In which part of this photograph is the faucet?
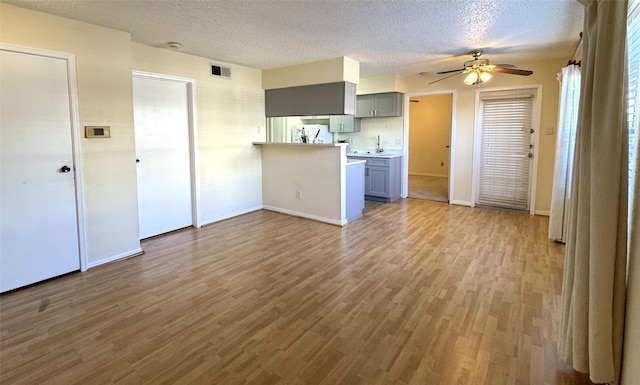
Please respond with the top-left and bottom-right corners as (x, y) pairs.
(376, 135), (383, 153)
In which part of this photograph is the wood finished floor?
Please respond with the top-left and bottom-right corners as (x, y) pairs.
(0, 199), (594, 385)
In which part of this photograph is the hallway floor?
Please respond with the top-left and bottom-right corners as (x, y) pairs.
(408, 174), (448, 202)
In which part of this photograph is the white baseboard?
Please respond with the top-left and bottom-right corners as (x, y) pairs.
(87, 206), (265, 269)
(199, 205), (263, 227)
(262, 205), (345, 226)
(450, 200), (472, 206)
(535, 210), (550, 216)
(87, 247), (143, 269)
(409, 172), (448, 178)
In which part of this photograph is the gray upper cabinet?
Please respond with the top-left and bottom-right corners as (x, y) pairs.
(329, 115), (361, 133)
(265, 82), (356, 117)
(355, 92), (403, 118)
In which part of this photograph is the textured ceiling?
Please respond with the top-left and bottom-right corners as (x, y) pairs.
(3, 0), (584, 77)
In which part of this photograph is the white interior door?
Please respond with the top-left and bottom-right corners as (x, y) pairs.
(1, 49), (80, 292)
(133, 75), (193, 239)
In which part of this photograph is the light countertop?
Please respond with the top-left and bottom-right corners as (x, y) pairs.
(253, 142), (348, 147)
(347, 153), (402, 159)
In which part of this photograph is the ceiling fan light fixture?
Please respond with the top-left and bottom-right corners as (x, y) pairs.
(464, 71), (479, 85)
(479, 71), (492, 83)
(430, 50), (532, 86)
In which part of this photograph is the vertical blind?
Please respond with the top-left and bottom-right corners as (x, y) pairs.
(629, 0), (639, 200)
(477, 96), (534, 210)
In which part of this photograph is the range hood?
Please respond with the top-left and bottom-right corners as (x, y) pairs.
(265, 81), (356, 117)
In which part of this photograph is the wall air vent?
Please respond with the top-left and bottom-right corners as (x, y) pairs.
(210, 64), (231, 79)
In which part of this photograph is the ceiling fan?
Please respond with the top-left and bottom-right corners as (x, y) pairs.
(427, 50), (533, 85)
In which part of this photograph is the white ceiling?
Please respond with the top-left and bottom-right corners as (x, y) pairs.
(4, 0), (584, 78)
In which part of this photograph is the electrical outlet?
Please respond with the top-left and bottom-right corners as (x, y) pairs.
(546, 127), (554, 135)
(296, 190), (302, 199)
(395, 138), (401, 146)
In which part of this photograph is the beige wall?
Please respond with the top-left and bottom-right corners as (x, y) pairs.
(262, 57), (360, 89)
(1, 3), (141, 263)
(1, 3), (265, 265)
(131, 43), (265, 225)
(401, 59), (563, 212)
(357, 75), (404, 94)
(408, 94), (452, 177)
(367, 58), (563, 212)
(260, 144), (346, 224)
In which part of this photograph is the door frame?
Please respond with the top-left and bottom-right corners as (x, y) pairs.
(132, 70), (201, 229)
(471, 85), (543, 214)
(402, 91), (457, 202)
(1, 43), (88, 271)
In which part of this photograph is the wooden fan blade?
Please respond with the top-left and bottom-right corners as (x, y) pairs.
(429, 71), (463, 84)
(437, 68), (465, 74)
(492, 66), (533, 76)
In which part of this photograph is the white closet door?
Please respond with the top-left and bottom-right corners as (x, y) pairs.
(1, 49), (80, 292)
(133, 75), (192, 239)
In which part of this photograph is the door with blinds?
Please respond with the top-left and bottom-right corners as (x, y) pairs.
(475, 88), (539, 212)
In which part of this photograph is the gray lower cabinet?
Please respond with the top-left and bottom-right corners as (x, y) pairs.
(348, 156), (401, 202)
(367, 166), (389, 197)
(355, 92), (403, 118)
(346, 161), (365, 221)
(329, 115), (361, 133)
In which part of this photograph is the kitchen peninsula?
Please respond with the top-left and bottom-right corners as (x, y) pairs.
(253, 142), (364, 225)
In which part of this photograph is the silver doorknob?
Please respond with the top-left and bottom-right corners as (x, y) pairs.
(60, 165), (71, 173)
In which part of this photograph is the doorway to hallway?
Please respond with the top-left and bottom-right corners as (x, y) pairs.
(407, 93), (452, 203)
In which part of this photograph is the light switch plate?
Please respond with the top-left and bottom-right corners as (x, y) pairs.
(85, 126), (111, 138)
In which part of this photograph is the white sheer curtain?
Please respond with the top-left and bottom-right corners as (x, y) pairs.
(621, 0), (640, 382)
(560, 0), (628, 384)
(549, 65), (581, 242)
(622, 99), (640, 385)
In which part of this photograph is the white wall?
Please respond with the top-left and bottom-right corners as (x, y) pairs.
(623, 239), (640, 384)
(336, 116), (404, 154)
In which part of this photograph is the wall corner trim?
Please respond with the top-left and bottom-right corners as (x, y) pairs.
(87, 247), (144, 269)
(449, 200), (472, 207)
(262, 205), (345, 226)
